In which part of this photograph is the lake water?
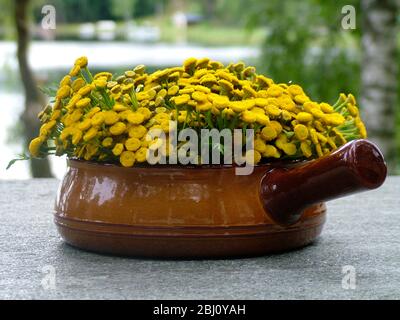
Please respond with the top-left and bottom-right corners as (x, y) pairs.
(0, 40), (260, 179)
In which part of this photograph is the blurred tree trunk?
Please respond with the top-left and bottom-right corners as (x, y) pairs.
(360, 0), (399, 173)
(171, 0), (186, 12)
(201, 0), (216, 19)
(14, 0), (53, 177)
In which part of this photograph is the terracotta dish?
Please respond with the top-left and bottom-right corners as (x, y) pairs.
(54, 139), (386, 258)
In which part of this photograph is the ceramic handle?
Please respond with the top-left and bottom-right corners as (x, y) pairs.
(259, 139), (387, 226)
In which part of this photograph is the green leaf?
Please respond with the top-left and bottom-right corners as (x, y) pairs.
(6, 154), (30, 170)
(205, 110), (214, 129)
(38, 83), (58, 97)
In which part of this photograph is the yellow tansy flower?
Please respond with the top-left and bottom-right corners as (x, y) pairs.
(74, 56), (88, 68)
(56, 85), (71, 99)
(83, 127), (98, 141)
(300, 141), (312, 158)
(120, 151), (136, 167)
(281, 143), (297, 156)
(263, 145), (281, 158)
(173, 94), (190, 106)
(72, 78), (86, 92)
(135, 147), (148, 163)
(109, 122), (127, 135)
(78, 85), (93, 96)
(294, 124), (309, 141)
(128, 125), (147, 139)
(104, 111), (119, 125)
(29, 136), (45, 157)
(241, 111), (257, 123)
(125, 137), (141, 152)
(91, 113), (105, 126)
(71, 129), (83, 145)
(127, 112), (145, 125)
(69, 65), (80, 77)
(112, 143), (124, 156)
(261, 126), (277, 141)
(60, 75), (71, 87)
(102, 137), (113, 148)
(25, 56), (369, 167)
(297, 112), (313, 123)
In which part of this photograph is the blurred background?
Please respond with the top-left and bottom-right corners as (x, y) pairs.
(0, 0), (399, 179)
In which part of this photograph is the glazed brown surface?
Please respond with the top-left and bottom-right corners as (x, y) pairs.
(56, 162), (269, 226)
(260, 139), (387, 225)
(54, 160), (325, 257)
(54, 139), (386, 258)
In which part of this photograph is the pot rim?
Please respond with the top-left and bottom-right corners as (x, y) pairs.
(67, 157), (308, 170)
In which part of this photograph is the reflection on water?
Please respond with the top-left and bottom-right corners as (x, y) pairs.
(0, 40), (259, 180)
(0, 41), (259, 71)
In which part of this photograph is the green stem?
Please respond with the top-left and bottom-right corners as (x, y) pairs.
(130, 89), (139, 111)
(84, 67), (94, 82)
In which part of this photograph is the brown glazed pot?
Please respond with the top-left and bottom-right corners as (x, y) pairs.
(54, 139), (387, 258)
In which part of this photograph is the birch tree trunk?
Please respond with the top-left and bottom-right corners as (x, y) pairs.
(14, 0), (53, 177)
(360, 0), (399, 172)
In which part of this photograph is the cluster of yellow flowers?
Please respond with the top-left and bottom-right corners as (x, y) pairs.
(29, 56), (367, 167)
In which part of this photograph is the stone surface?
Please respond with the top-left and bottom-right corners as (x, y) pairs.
(0, 177), (399, 300)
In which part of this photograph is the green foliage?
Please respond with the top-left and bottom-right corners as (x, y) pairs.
(0, 0), (14, 38)
(30, 0), (158, 23)
(38, 83), (58, 98)
(31, 0), (112, 23)
(111, 0), (136, 20)
(242, 0), (362, 104)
